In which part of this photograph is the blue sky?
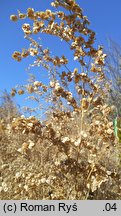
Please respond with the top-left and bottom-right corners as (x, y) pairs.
(0, 0), (121, 113)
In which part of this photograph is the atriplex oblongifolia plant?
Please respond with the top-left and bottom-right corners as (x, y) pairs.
(10, 0), (107, 111)
(8, 0), (120, 199)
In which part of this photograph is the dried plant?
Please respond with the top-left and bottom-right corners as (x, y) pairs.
(0, 0), (121, 200)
